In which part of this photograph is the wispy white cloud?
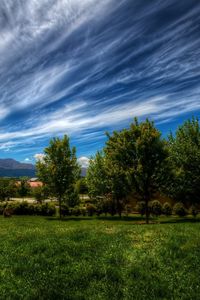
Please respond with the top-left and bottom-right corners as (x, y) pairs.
(0, 0), (199, 158)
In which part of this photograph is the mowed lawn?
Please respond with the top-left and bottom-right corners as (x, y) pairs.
(0, 216), (200, 300)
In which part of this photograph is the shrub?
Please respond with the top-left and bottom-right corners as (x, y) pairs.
(95, 208), (102, 216)
(33, 204), (42, 215)
(149, 200), (162, 216)
(124, 204), (132, 216)
(61, 204), (70, 216)
(32, 186), (47, 203)
(65, 189), (80, 208)
(162, 202), (172, 216)
(3, 207), (13, 217)
(95, 197), (116, 216)
(1, 201), (56, 216)
(173, 203), (188, 217)
(0, 202), (7, 214)
(80, 207), (87, 216)
(8, 201), (29, 215)
(86, 204), (96, 216)
(41, 203), (56, 216)
(71, 206), (81, 216)
(190, 205), (198, 217)
(135, 201), (145, 216)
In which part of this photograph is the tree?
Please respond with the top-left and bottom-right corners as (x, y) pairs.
(76, 178), (88, 200)
(64, 186), (80, 208)
(36, 135), (80, 218)
(86, 151), (109, 198)
(18, 178), (30, 200)
(32, 186), (49, 203)
(104, 155), (131, 217)
(0, 178), (17, 201)
(168, 117), (200, 205)
(105, 118), (169, 223)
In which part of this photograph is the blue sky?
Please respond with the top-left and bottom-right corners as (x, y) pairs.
(0, 0), (200, 167)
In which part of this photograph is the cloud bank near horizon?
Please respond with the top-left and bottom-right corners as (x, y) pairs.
(0, 0), (200, 161)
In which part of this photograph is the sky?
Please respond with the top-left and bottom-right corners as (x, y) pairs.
(0, 0), (200, 167)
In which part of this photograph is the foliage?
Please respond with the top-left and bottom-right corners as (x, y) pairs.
(190, 205), (198, 217)
(70, 206), (81, 216)
(64, 187), (80, 208)
(86, 203), (96, 216)
(1, 201), (56, 216)
(32, 186), (49, 203)
(168, 117), (200, 204)
(80, 206), (87, 216)
(0, 178), (17, 201)
(17, 178), (30, 199)
(149, 200), (162, 216)
(40, 203), (56, 216)
(0, 202), (7, 214)
(76, 178), (88, 195)
(61, 204), (70, 217)
(124, 204), (132, 216)
(86, 151), (109, 198)
(3, 206), (13, 217)
(36, 135), (80, 218)
(105, 118), (169, 223)
(162, 202), (172, 216)
(135, 201), (145, 216)
(173, 203), (188, 217)
(95, 196), (116, 216)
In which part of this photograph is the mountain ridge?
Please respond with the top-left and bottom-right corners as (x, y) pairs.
(0, 158), (86, 177)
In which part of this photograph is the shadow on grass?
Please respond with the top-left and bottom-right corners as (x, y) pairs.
(45, 215), (200, 225)
(160, 217), (200, 224)
(97, 215), (144, 221)
(45, 215), (147, 223)
(45, 217), (92, 222)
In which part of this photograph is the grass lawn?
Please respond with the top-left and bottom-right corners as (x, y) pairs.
(0, 216), (200, 299)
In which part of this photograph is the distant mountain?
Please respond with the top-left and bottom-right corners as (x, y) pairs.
(0, 159), (35, 170)
(0, 158), (35, 177)
(0, 158), (87, 178)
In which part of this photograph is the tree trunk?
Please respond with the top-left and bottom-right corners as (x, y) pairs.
(116, 198), (122, 218)
(58, 196), (62, 219)
(144, 195), (150, 224)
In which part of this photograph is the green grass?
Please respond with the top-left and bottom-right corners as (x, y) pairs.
(0, 216), (200, 299)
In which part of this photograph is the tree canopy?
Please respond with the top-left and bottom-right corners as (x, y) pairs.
(104, 118), (169, 223)
(36, 135), (80, 218)
(169, 117), (200, 204)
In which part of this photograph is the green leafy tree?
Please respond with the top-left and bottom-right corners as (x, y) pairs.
(18, 178), (30, 200)
(32, 186), (49, 203)
(36, 135), (80, 218)
(104, 156), (131, 217)
(64, 186), (80, 208)
(105, 118), (169, 223)
(0, 178), (17, 201)
(86, 151), (109, 198)
(168, 117), (200, 205)
(76, 178), (88, 202)
(162, 202), (172, 216)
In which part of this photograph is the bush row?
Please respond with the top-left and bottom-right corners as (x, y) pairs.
(0, 200), (198, 218)
(61, 204), (97, 217)
(135, 200), (198, 217)
(0, 201), (56, 216)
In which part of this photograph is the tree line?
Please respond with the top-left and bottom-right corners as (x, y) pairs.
(0, 117), (199, 222)
(86, 117), (200, 223)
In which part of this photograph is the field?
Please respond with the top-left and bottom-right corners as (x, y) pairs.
(0, 216), (200, 300)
